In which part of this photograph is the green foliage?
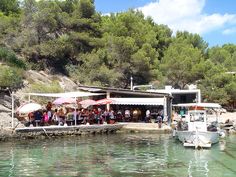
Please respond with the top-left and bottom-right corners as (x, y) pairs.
(29, 81), (63, 104)
(77, 0), (95, 19)
(208, 45), (236, 71)
(176, 31), (208, 53)
(0, 0), (20, 15)
(30, 81), (63, 93)
(0, 47), (26, 68)
(0, 65), (23, 88)
(160, 40), (204, 88)
(197, 65), (235, 105)
(0, 0), (235, 106)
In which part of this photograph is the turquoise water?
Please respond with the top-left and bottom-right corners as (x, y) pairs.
(0, 133), (235, 177)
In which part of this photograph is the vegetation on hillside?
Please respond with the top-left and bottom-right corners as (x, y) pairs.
(0, 0), (235, 107)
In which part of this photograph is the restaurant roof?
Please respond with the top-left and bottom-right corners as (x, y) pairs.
(28, 91), (104, 98)
(78, 85), (171, 98)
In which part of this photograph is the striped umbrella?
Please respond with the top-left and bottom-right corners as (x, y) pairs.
(95, 98), (113, 105)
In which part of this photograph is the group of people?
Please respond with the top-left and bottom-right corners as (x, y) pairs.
(26, 102), (165, 127)
(26, 102), (117, 127)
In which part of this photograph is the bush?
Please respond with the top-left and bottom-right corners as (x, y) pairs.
(30, 81), (63, 93)
(28, 81), (63, 104)
(0, 65), (23, 88)
(0, 47), (26, 68)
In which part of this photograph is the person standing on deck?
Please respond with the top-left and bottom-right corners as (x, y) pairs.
(145, 109), (151, 123)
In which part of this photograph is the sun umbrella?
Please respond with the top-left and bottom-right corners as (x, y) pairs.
(53, 97), (77, 105)
(95, 98), (113, 105)
(79, 99), (96, 108)
(16, 103), (42, 114)
(79, 99), (96, 106)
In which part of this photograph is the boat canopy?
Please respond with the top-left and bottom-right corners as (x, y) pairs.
(173, 103), (221, 108)
(110, 98), (164, 105)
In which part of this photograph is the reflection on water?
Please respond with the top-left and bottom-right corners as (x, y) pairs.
(0, 134), (235, 177)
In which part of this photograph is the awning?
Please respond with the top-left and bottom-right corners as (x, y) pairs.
(110, 98), (164, 105)
(173, 103), (221, 108)
(28, 91), (104, 98)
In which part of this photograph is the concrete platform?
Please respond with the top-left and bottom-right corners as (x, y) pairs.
(15, 124), (124, 136)
(119, 123), (172, 133)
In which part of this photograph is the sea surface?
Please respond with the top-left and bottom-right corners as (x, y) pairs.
(0, 133), (235, 177)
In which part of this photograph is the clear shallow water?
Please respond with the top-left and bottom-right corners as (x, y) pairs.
(0, 133), (235, 177)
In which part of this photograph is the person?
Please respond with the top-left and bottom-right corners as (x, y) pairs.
(46, 102), (52, 111)
(26, 112), (35, 127)
(34, 110), (43, 126)
(43, 110), (49, 126)
(96, 108), (102, 124)
(66, 108), (74, 126)
(180, 109), (185, 118)
(82, 109), (89, 124)
(116, 110), (123, 122)
(177, 118), (183, 130)
(124, 108), (131, 122)
(145, 109), (151, 123)
(156, 113), (163, 128)
(46, 102), (52, 122)
(52, 109), (59, 125)
(58, 108), (65, 125)
(77, 108), (84, 124)
(73, 108), (79, 125)
(99, 109), (105, 124)
(109, 109), (116, 124)
(104, 109), (110, 124)
(132, 108), (138, 122)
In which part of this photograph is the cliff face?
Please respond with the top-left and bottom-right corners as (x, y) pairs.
(0, 70), (78, 129)
(0, 93), (22, 128)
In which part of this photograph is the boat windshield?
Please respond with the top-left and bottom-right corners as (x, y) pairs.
(189, 112), (205, 122)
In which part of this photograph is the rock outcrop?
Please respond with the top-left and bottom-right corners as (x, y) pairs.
(0, 70), (79, 130)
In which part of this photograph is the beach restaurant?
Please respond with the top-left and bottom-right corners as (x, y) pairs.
(11, 85), (172, 128)
(78, 85), (172, 123)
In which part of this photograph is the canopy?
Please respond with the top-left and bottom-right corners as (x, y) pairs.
(16, 103), (42, 114)
(174, 103), (221, 108)
(110, 98), (164, 105)
(28, 91), (104, 98)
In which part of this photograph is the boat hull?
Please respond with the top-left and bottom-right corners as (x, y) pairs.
(176, 131), (219, 148)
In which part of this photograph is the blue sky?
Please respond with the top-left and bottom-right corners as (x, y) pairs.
(95, 0), (236, 47)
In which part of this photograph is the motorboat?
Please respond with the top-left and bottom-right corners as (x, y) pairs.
(173, 103), (225, 148)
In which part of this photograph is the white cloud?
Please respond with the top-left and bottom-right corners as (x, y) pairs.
(138, 0), (236, 34)
(222, 28), (236, 35)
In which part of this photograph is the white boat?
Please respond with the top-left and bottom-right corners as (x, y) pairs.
(173, 103), (224, 148)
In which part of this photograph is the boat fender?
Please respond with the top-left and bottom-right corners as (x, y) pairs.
(219, 131), (226, 138)
(173, 129), (176, 137)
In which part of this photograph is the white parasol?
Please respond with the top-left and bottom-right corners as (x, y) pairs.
(16, 103), (42, 114)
